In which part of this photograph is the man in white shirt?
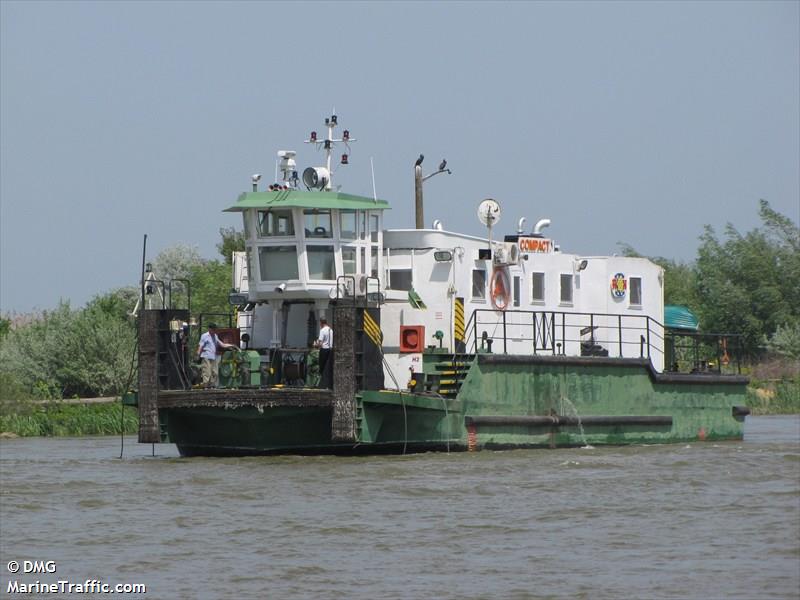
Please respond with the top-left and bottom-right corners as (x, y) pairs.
(196, 323), (235, 388)
(315, 318), (333, 388)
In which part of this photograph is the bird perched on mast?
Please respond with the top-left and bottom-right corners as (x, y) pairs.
(438, 159), (447, 171)
(415, 154), (424, 167)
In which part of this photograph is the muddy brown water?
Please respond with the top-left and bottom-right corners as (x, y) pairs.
(1, 416), (798, 599)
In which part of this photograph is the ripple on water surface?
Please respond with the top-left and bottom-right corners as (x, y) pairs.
(0, 416), (798, 600)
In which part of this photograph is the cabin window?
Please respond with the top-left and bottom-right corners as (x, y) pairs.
(371, 247), (379, 278)
(342, 247), (356, 274)
(258, 246), (298, 281)
(360, 248), (366, 274)
(630, 277), (642, 306)
(370, 213), (380, 243)
(513, 276), (520, 307)
(258, 210), (294, 237)
(359, 211), (367, 240)
(560, 273), (573, 304)
(472, 269), (487, 299)
(307, 245), (336, 280)
(390, 269), (413, 291)
(340, 211), (357, 239)
(304, 210), (332, 238)
(531, 272), (545, 302)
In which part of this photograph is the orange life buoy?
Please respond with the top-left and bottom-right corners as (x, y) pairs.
(490, 268), (510, 311)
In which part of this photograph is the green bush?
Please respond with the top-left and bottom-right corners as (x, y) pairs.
(0, 300), (136, 399)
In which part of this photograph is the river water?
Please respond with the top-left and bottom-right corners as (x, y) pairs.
(1, 415), (798, 600)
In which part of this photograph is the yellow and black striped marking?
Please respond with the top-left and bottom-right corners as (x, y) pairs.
(454, 297), (465, 350)
(363, 311), (383, 347)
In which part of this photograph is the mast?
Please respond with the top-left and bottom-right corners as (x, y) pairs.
(303, 111), (355, 191)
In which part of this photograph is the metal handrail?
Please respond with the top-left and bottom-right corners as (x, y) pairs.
(664, 330), (744, 374)
(460, 307), (742, 374)
(465, 309), (658, 367)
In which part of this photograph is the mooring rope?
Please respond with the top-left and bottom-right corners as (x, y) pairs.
(381, 354), (401, 391)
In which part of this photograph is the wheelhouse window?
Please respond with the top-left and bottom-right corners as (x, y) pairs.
(259, 246), (298, 281)
(359, 211), (367, 240)
(258, 210), (294, 237)
(560, 273), (573, 304)
(513, 276), (520, 307)
(370, 247), (379, 278)
(342, 247), (356, 275)
(304, 210), (332, 238)
(307, 245), (336, 280)
(370, 213), (380, 242)
(630, 277), (642, 306)
(531, 272), (545, 302)
(340, 210), (357, 239)
(472, 269), (487, 300)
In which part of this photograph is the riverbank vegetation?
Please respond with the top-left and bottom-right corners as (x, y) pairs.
(0, 203), (797, 436)
(747, 379), (800, 415)
(0, 398), (138, 438)
(745, 357), (800, 415)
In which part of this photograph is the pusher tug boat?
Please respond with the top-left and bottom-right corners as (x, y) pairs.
(125, 113), (749, 456)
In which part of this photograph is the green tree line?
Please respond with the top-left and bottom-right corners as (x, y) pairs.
(0, 228), (244, 402)
(0, 204), (797, 404)
(620, 200), (799, 362)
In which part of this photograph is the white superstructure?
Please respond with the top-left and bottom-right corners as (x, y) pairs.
(228, 114), (666, 389)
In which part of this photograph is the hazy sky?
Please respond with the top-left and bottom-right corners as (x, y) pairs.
(1, 0), (798, 313)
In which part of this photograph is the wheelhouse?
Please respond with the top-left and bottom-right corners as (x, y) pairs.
(225, 190), (389, 302)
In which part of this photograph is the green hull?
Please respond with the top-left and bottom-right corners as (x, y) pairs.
(157, 355), (747, 456)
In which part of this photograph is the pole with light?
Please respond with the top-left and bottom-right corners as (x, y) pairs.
(414, 156), (451, 229)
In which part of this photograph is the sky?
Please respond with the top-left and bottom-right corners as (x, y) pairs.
(1, 0), (798, 314)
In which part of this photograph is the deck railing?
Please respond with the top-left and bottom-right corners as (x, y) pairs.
(462, 308), (743, 374)
(663, 330), (743, 374)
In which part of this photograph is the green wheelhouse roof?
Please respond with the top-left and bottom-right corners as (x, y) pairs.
(224, 190), (391, 212)
(664, 305), (699, 331)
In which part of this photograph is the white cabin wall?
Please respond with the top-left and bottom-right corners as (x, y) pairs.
(379, 304), (429, 389)
(603, 256), (664, 370)
(378, 228), (667, 388)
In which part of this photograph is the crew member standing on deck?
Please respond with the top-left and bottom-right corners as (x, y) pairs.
(315, 318), (333, 388)
(196, 323), (235, 388)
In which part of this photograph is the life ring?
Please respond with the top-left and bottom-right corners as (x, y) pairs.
(490, 268), (510, 311)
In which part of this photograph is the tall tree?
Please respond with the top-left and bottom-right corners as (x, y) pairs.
(188, 260), (235, 322)
(152, 244), (204, 281)
(217, 227), (245, 262)
(694, 200), (799, 356)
